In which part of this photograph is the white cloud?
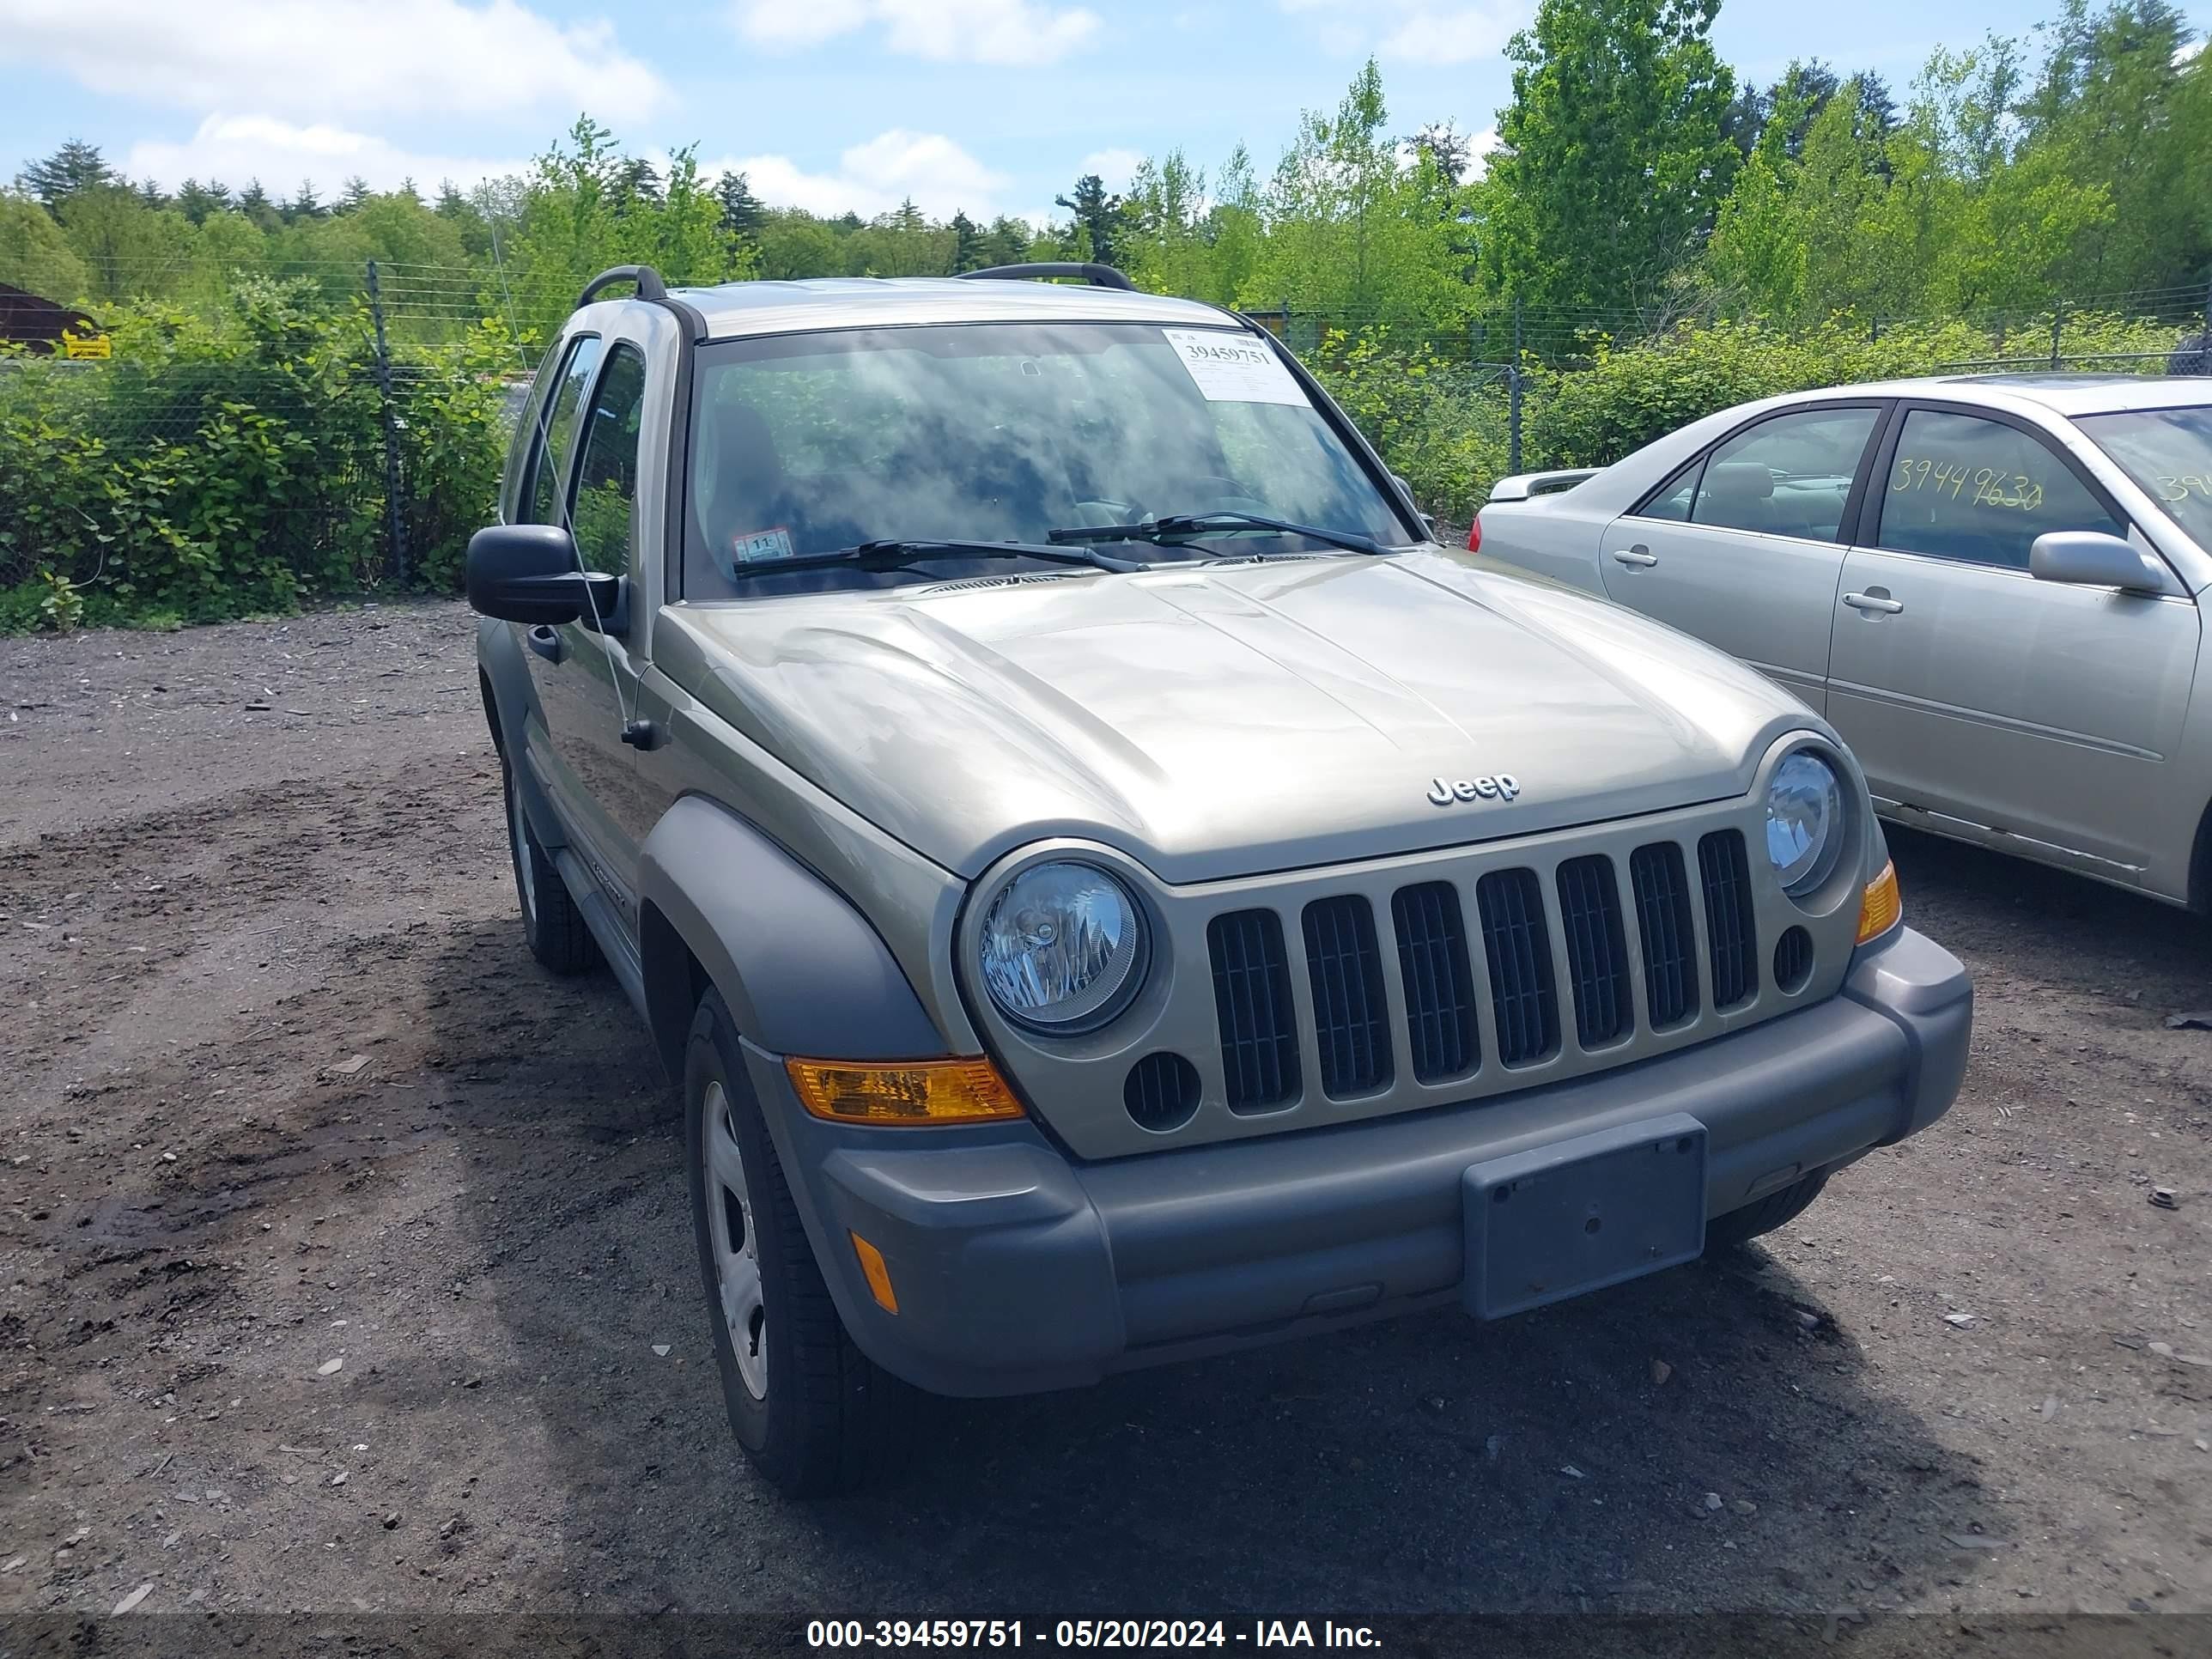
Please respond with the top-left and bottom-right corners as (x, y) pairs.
(1463, 125), (1500, 180)
(4, 0), (665, 123)
(1282, 0), (1526, 64)
(738, 0), (871, 46)
(706, 130), (1010, 219)
(124, 114), (527, 196)
(1377, 7), (1519, 64)
(1079, 148), (1146, 191)
(733, 0), (1100, 64)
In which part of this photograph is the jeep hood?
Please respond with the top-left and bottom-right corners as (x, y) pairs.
(668, 551), (1813, 883)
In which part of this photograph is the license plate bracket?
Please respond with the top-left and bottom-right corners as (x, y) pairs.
(1462, 1113), (1708, 1320)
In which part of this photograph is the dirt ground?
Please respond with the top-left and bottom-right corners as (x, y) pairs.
(2, 601), (2208, 1632)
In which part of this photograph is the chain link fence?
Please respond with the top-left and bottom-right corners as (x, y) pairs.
(3, 258), (2209, 621)
(0, 259), (526, 617)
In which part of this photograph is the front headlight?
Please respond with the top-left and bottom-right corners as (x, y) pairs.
(978, 861), (1147, 1033)
(1766, 750), (1846, 896)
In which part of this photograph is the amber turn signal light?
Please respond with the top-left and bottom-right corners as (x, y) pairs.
(1856, 860), (1902, 944)
(784, 1056), (1026, 1125)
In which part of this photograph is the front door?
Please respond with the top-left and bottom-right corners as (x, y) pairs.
(1826, 404), (2201, 878)
(1599, 404), (1884, 712)
(514, 333), (655, 916)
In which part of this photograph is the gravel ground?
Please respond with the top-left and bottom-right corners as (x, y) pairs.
(1, 601), (2208, 1632)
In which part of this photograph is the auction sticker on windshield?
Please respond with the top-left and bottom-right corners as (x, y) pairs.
(729, 526), (798, 566)
(1162, 329), (1308, 406)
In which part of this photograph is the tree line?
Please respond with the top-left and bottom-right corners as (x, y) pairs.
(3, 0), (2206, 353)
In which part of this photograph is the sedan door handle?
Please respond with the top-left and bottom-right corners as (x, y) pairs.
(1842, 592), (1905, 615)
(526, 624), (565, 663)
(1610, 547), (1658, 568)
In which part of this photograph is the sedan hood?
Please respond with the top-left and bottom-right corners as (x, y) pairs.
(670, 551), (1812, 882)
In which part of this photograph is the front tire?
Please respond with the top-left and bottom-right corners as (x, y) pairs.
(1708, 1170), (1829, 1250)
(502, 759), (599, 975)
(684, 990), (910, 1496)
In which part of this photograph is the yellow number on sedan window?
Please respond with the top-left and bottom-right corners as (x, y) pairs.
(1891, 454), (2045, 512)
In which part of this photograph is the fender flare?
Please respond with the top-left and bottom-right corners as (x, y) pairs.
(635, 794), (949, 1073)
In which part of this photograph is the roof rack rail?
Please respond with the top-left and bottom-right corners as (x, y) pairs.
(577, 264), (670, 308)
(957, 262), (1136, 293)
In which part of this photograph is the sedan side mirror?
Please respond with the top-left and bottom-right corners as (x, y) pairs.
(466, 524), (626, 629)
(2028, 531), (2166, 593)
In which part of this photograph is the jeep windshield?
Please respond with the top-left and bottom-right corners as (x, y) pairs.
(682, 321), (1414, 598)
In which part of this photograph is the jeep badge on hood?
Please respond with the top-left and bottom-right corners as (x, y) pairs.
(1428, 774), (1521, 806)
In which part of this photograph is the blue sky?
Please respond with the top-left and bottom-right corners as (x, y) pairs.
(5, 0), (2207, 225)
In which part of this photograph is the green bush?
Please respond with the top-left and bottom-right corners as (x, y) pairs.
(0, 276), (513, 632)
(0, 285), (2191, 635)
(1309, 326), (1509, 526)
(1522, 311), (2187, 471)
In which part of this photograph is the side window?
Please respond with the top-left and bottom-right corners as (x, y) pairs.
(501, 368), (556, 521)
(1637, 459), (1701, 521)
(568, 345), (649, 576)
(1876, 409), (2124, 571)
(1689, 407), (1879, 542)
(521, 334), (605, 526)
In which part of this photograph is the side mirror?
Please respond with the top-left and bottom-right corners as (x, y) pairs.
(2028, 530), (2166, 593)
(465, 524), (625, 629)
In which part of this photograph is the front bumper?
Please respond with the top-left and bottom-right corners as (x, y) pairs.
(744, 927), (1971, 1398)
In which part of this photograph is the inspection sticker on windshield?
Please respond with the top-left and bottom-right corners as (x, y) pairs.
(728, 526), (797, 565)
(1162, 329), (1308, 406)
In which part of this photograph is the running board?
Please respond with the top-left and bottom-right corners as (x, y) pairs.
(552, 847), (650, 1021)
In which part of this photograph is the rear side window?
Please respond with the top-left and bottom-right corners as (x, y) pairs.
(1687, 407), (1879, 542)
(568, 345), (648, 575)
(1876, 410), (2123, 570)
(520, 335), (605, 527)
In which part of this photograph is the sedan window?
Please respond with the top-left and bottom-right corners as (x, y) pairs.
(1876, 410), (2122, 570)
(2075, 404), (2212, 550)
(1687, 407), (1878, 542)
(1636, 459), (1700, 521)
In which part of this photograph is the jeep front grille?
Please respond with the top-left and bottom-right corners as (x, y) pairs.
(1477, 867), (1560, 1066)
(1301, 895), (1392, 1098)
(1207, 909), (1300, 1112)
(1629, 842), (1699, 1029)
(1391, 882), (1478, 1084)
(1556, 854), (1633, 1049)
(1204, 830), (1767, 1100)
(1698, 830), (1759, 1009)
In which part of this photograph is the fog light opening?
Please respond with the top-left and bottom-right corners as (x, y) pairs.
(1774, 925), (1815, 994)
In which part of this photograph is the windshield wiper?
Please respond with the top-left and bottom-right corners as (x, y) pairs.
(720, 538), (1146, 578)
(1048, 511), (1389, 558)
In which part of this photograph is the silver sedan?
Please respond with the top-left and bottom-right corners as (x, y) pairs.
(1473, 374), (2212, 908)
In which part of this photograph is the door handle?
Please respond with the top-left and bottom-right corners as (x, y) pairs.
(1842, 592), (1904, 615)
(526, 624), (565, 663)
(1610, 547), (1658, 568)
